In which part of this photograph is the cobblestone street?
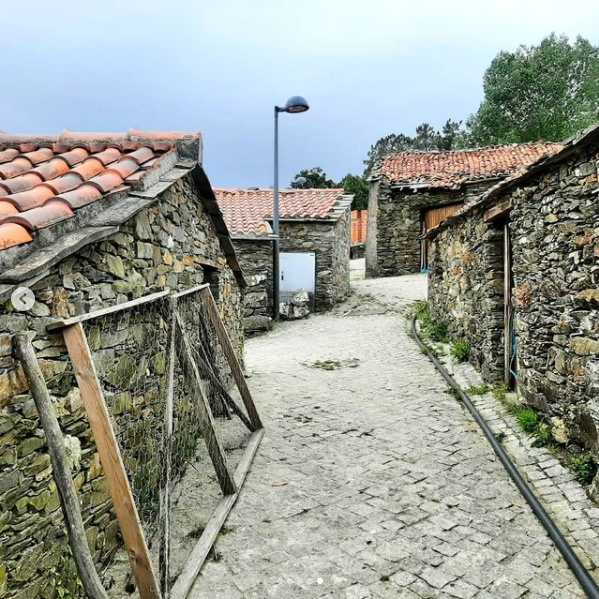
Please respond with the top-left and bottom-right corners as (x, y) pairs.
(191, 261), (588, 598)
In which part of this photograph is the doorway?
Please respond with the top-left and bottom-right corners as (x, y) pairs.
(280, 252), (316, 309)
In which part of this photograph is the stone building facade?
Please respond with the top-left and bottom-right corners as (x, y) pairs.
(0, 130), (245, 598)
(366, 143), (561, 278)
(427, 124), (599, 454)
(216, 188), (352, 333)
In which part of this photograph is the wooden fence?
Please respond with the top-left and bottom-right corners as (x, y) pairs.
(351, 210), (367, 245)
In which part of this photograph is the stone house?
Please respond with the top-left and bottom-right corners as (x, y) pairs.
(0, 129), (246, 598)
(215, 188), (353, 334)
(365, 143), (561, 278)
(426, 124), (599, 454)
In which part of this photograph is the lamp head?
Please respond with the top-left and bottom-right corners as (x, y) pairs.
(283, 96), (309, 113)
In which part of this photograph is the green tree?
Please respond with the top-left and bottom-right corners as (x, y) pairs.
(290, 167), (335, 189)
(469, 34), (599, 144)
(340, 174), (369, 210)
(363, 120), (471, 177)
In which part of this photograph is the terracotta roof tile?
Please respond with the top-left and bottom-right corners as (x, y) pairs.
(0, 201), (19, 219)
(8, 186), (56, 211)
(378, 142), (563, 189)
(72, 158), (106, 180)
(0, 129), (201, 253)
(0, 223), (32, 250)
(0, 157), (33, 179)
(4, 199), (74, 230)
(22, 148), (54, 165)
(44, 173), (84, 195)
(215, 188), (347, 237)
(31, 157), (70, 181)
(58, 147), (90, 166)
(0, 173), (44, 195)
(110, 158), (140, 179)
(55, 184), (104, 209)
(93, 147), (122, 166)
(0, 149), (19, 164)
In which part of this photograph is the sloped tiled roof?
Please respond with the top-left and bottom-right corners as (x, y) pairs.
(214, 188), (352, 238)
(426, 123), (599, 238)
(0, 129), (202, 251)
(378, 142), (562, 189)
(0, 129), (247, 291)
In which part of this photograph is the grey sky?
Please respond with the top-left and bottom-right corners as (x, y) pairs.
(2, 1), (598, 188)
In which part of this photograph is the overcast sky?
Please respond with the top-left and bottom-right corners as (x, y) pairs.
(1, 1), (598, 188)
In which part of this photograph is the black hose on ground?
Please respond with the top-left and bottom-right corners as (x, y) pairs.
(411, 316), (599, 599)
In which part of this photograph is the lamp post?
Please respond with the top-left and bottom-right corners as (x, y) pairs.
(273, 95), (310, 320)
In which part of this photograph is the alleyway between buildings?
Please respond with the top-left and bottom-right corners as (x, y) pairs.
(191, 260), (587, 599)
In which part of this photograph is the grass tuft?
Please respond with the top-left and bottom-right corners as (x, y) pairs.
(450, 341), (470, 363)
(411, 301), (449, 344)
(514, 408), (539, 433)
(465, 383), (491, 396)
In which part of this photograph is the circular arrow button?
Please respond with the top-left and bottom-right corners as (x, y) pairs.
(11, 287), (35, 312)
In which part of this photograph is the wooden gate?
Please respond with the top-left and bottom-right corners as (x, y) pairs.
(421, 203), (463, 271)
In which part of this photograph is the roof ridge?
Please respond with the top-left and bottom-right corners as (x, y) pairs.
(383, 141), (562, 159)
(0, 129), (202, 161)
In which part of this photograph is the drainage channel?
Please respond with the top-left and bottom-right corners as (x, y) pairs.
(411, 316), (599, 599)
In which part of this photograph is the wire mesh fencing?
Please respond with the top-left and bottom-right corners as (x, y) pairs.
(60, 284), (262, 599)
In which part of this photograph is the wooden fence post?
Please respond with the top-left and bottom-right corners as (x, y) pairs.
(14, 334), (109, 599)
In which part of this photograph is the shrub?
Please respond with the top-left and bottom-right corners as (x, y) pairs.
(451, 342), (470, 363)
(570, 454), (598, 485)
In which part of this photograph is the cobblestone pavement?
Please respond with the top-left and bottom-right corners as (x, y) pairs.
(190, 260), (588, 598)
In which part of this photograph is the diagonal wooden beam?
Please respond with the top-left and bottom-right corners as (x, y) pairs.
(62, 323), (161, 599)
(174, 312), (237, 497)
(199, 287), (263, 431)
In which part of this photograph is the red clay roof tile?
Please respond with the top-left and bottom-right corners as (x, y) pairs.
(0, 201), (19, 219)
(87, 171), (124, 193)
(31, 157), (70, 181)
(0, 129), (199, 253)
(0, 157), (33, 179)
(93, 147), (122, 165)
(0, 149), (19, 164)
(215, 188), (347, 237)
(22, 148), (54, 165)
(127, 147), (155, 164)
(55, 184), (104, 209)
(72, 158), (106, 180)
(109, 158), (140, 179)
(377, 142), (563, 188)
(57, 147), (90, 166)
(8, 186), (56, 211)
(0, 173), (44, 195)
(4, 200), (74, 230)
(43, 173), (84, 195)
(0, 223), (33, 250)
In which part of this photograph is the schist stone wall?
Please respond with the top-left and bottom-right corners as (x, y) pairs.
(279, 210), (351, 311)
(234, 239), (273, 335)
(367, 179), (495, 278)
(429, 144), (599, 452)
(0, 175), (243, 598)
(233, 210), (351, 333)
(428, 207), (506, 382)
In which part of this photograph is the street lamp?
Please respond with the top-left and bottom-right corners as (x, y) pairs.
(273, 95), (310, 320)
